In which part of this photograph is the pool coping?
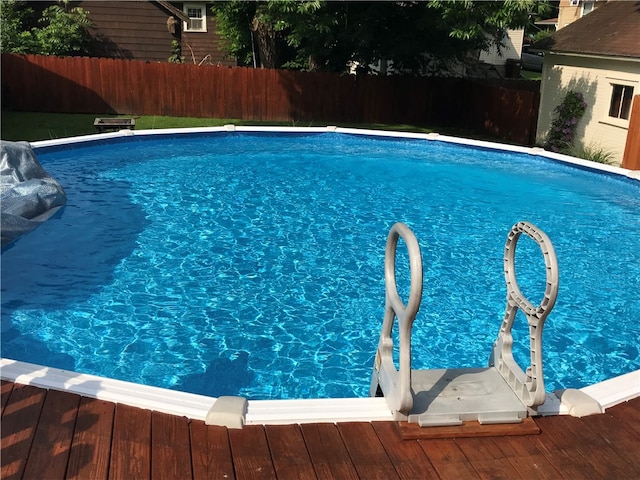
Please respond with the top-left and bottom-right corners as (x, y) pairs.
(2, 359), (638, 425)
(6, 125), (639, 424)
(29, 124), (640, 183)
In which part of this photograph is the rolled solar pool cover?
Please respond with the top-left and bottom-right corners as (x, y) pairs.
(0, 140), (67, 246)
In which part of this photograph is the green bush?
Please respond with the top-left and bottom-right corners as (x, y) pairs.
(568, 143), (616, 164)
(168, 40), (184, 64)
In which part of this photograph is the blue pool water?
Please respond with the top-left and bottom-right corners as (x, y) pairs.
(2, 132), (639, 399)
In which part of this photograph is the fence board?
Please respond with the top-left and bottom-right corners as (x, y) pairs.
(1, 54), (540, 145)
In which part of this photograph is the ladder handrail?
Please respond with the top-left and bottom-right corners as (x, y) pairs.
(490, 221), (559, 408)
(370, 222), (423, 414)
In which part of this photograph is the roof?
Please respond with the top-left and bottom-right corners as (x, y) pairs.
(155, 0), (189, 23)
(535, 17), (558, 26)
(534, 0), (640, 58)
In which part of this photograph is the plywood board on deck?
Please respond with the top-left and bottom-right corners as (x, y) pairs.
(397, 416), (540, 439)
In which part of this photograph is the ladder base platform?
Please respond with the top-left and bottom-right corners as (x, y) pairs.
(402, 367), (529, 426)
(397, 415), (540, 439)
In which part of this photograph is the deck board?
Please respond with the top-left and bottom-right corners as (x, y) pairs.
(491, 433), (561, 479)
(299, 423), (359, 479)
(579, 410), (640, 475)
(1, 379), (13, 411)
(151, 411), (193, 480)
(109, 403), (152, 480)
(533, 414), (622, 480)
(337, 422), (400, 479)
(265, 424), (317, 479)
(418, 438), (481, 479)
(66, 396), (115, 480)
(0, 382), (639, 480)
(228, 424), (277, 479)
(455, 437), (524, 480)
(609, 398), (640, 437)
(21, 390), (80, 479)
(1, 383), (46, 480)
(536, 413), (640, 479)
(372, 421), (439, 479)
(189, 421), (235, 480)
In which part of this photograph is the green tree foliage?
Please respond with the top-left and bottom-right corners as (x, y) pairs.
(168, 40), (184, 64)
(0, 0), (37, 53)
(211, 1), (331, 69)
(35, 3), (92, 55)
(1, 0), (92, 56)
(211, 0), (550, 74)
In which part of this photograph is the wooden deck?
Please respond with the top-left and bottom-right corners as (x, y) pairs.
(2, 380), (639, 479)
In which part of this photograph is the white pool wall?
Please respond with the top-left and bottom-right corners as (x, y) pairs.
(3, 125), (638, 424)
(2, 359), (638, 424)
(26, 124), (640, 184)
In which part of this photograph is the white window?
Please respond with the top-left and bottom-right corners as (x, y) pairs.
(184, 4), (206, 32)
(581, 1), (595, 17)
(609, 84), (634, 120)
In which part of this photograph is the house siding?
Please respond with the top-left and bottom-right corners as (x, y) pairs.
(558, 1), (585, 29)
(536, 53), (640, 165)
(81, 1), (177, 61)
(78, 1), (234, 65)
(478, 29), (524, 66)
(557, 0), (607, 30)
(181, 8), (232, 66)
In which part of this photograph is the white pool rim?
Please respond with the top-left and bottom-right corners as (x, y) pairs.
(27, 124), (640, 183)
(2, 358), (639, 424)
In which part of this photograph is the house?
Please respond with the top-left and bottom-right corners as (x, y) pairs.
(535, 0), (640, 165)
(82, 1), (235, 65)
(532, 1), (607, 40)
(557, 0), (608, 29)
(32, 1), (235, 65)
(478, 29), (525, 76)
(534, 17), (559, 32)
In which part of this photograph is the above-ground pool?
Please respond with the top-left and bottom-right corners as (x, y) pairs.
(2, 127), (639, 400)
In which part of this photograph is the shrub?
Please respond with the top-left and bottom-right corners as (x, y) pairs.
(568, 143), (616, 164)
(168, 40), (184, 64)
(545, 90), (587, 153)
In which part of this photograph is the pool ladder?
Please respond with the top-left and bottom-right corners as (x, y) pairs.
(369, 221), (559, 426)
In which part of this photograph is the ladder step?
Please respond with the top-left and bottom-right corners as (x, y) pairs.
(477, 412), (523, 425)
(415, 414), (462, 427)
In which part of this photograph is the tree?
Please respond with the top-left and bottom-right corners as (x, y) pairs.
(0, 0), (36, 54)
(34, 3), (92, 56)
(0, 0), (92, 56)
(211, 0), (331, 69)
(211, 0), (551, 74)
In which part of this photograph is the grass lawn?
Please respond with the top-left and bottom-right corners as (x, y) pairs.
(520, 70), (542, 81)
(1, 111), (440, 143)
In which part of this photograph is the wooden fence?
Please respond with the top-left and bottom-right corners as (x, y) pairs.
(622, 95), (640, 170)
(1, 54), (540, 145)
